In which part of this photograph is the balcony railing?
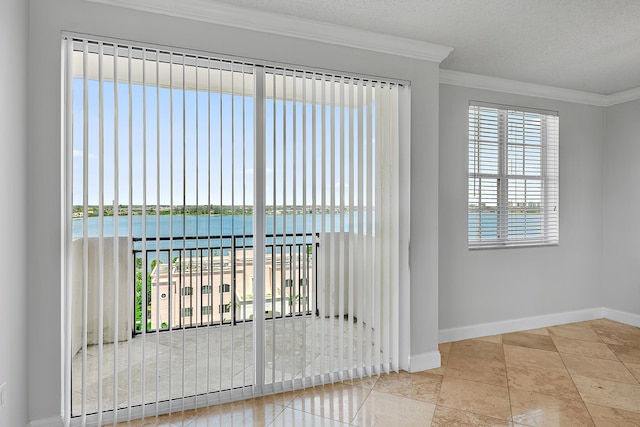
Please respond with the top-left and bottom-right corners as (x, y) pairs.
(133, 233), (317, 333)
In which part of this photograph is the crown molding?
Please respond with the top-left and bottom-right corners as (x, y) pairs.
(440, 69), (640, 107)
(439, 69), (609, 106)
(603, 86), (640, 107)
(84, 0), (453, 63)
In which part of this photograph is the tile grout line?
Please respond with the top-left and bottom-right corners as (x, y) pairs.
(428, 350), (447, 427)
(595, 323), (640, 384)
(264, 402), (288, 427)
(558, 323), (599, 426)
(593, 320), (640, 379)
(502, 332), (517, 426)
(348, 382), (375, 426)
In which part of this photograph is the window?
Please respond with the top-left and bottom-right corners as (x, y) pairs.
(181, 307), (193, 317)
(468, 102), (559, 248)
(219, 304), (231, 314)
(201, 306), (213, 316)
(219, 284), (230, 293)
(202, 285), (212, 294)
(181, 287), (193, 296)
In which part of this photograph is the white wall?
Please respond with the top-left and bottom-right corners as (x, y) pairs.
(0, 0), (29, 426)
(28, 0), (440, 422)
(439, 84), (605, 333)
(603, 99), (640, 316)
(71, 238), (130, 357)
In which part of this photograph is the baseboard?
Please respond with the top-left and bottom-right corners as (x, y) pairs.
(602, 307), (640, 328)
(438, 307), (604, 343)
(27, 416), (63, 427)
(408, 350), (441, 373)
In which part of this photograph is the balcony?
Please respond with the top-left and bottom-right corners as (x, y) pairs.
(70, 233), (378, 418)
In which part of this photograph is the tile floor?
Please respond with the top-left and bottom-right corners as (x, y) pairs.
(114, 318), (640, 426)
(73, 317), (375, 416)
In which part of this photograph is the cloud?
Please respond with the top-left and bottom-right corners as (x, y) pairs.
(72, 150), (96, 159)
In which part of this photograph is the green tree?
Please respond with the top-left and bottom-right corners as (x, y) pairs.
(134, 257), (153, 332)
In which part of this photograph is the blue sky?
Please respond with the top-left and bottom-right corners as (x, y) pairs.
(73, 78), (372, 208)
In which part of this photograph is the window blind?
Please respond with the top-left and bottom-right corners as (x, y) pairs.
(468, 102), (559, 248)
(64, 35), (404, 425)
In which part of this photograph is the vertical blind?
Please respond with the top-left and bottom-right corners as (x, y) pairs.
(468, 102), (559, 248)
(64, 35), (403, 425)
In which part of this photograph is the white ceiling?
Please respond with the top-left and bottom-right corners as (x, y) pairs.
(211, 0), (640, 95)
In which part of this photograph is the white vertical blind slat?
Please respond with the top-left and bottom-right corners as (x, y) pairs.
(81, 39), (89, 426)
(193, 54), (200, 405)
(310, 72), (317, 387)
(253, 65), (266, 397)
(390, 86), (401, 369)
(241, 64), (248, 399)
(217, 59), (224, 403)
(63, 37), (74, 426)
(206, 57), (213, 407)
(301, 71), (309, 388)
(280, 72), (287, 386)
(140, 46), (148, 419)
(356, 80), (364, 379)
(112, 39), (121, 423)
(154, 48), (161, 417)
(347, 80), (355, 380)
(373, 84), (382, 375)
(270, 69), (277, 387)
(329, 76), (336, 381)
(319, 74), (327, 385)
(167, 51), (175, 415)
(96, 41), (105, 425)
(338, 77), (345, 381)
(364, 81), (373, 377)
(291, 70), (298, 388)
(126, 44), (134, 421)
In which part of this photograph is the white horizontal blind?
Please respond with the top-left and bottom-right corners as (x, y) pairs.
(468, 102), (559, 248)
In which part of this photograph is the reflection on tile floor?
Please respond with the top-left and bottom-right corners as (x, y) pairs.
(112, 319), (640, 426)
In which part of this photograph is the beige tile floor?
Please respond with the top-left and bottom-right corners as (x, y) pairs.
(114, 318), (640, 426)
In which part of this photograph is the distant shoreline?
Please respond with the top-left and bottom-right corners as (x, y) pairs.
(72, 206), (355, 219)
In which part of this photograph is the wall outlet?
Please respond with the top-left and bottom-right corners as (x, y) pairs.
(0, 382), (6, 409)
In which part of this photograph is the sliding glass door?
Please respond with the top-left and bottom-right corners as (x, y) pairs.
(64, 35), (403, 425)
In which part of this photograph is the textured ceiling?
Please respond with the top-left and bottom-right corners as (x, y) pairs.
(211, 0), (640, 95)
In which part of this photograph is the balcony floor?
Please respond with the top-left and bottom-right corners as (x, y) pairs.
(71, 316), (380, 417)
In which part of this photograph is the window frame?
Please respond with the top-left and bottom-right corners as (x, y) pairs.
(468, 101), (559, 249)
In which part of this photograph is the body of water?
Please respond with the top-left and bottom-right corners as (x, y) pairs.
(73, 212), (540, 241)
(468, 212), (542, 239)
(73, 213), (368, 266)
(72, 213), (365, 240)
